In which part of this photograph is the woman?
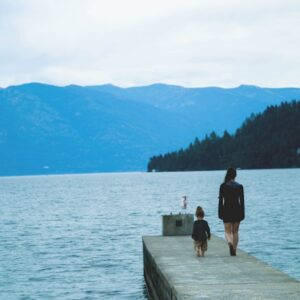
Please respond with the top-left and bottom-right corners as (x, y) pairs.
(218, 167), (245, 256)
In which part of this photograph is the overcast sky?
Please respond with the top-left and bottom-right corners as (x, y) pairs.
(0, 0), (300, 88)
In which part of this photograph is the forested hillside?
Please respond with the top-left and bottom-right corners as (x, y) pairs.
(147, 101), (300, 171)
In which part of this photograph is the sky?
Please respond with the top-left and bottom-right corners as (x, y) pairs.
(0, 0), (300, 88)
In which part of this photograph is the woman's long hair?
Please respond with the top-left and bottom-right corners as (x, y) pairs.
(224, 167), (237, 183)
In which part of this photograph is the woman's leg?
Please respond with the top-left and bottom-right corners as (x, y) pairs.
(232, 222), (240, 250)
(224, 222), (233, 245)
(224, 223), (236, 255)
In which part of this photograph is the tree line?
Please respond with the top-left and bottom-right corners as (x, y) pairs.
(147, 101), (300, 171)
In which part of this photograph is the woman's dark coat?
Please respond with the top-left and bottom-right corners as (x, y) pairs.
(218, 181), (245, 223)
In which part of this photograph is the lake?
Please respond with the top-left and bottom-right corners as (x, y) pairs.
(0, 169), (299, 299)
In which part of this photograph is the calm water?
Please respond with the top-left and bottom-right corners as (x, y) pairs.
(0, 169), (299, 299)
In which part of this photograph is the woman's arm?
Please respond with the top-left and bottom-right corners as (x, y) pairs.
(240, 185), (245, 220)
(218, 185), (224, 220)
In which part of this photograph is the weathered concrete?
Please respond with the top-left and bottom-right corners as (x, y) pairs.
(143, 235), (300, 299)
(162, 214), (194, 236)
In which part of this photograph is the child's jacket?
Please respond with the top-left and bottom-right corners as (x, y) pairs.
(192, 220), (211, 241)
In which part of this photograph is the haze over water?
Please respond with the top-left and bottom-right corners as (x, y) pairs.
(1, 169), (299, 299)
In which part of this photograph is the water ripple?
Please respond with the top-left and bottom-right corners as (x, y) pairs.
(0, 169), (299, 299)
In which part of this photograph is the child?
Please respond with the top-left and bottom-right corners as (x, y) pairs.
(192, 206), (211, 257)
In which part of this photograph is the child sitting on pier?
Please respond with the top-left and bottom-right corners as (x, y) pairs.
(192, 206), (211, 257)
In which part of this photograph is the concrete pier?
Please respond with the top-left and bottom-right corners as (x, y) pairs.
(143, 235), (300, 299)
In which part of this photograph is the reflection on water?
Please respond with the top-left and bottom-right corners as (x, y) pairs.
(0, 169), (299, 299)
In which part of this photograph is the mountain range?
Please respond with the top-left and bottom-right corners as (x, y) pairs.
(2, 82), (300, 175)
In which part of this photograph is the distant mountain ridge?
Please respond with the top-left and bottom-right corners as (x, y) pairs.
(1, 82), (300, 175)
(89, 83), (300, 134)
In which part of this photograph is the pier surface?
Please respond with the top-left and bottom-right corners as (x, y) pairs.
(143, 235), (300, 299)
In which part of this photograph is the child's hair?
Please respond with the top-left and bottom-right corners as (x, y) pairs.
(195, 206), (205, 218)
